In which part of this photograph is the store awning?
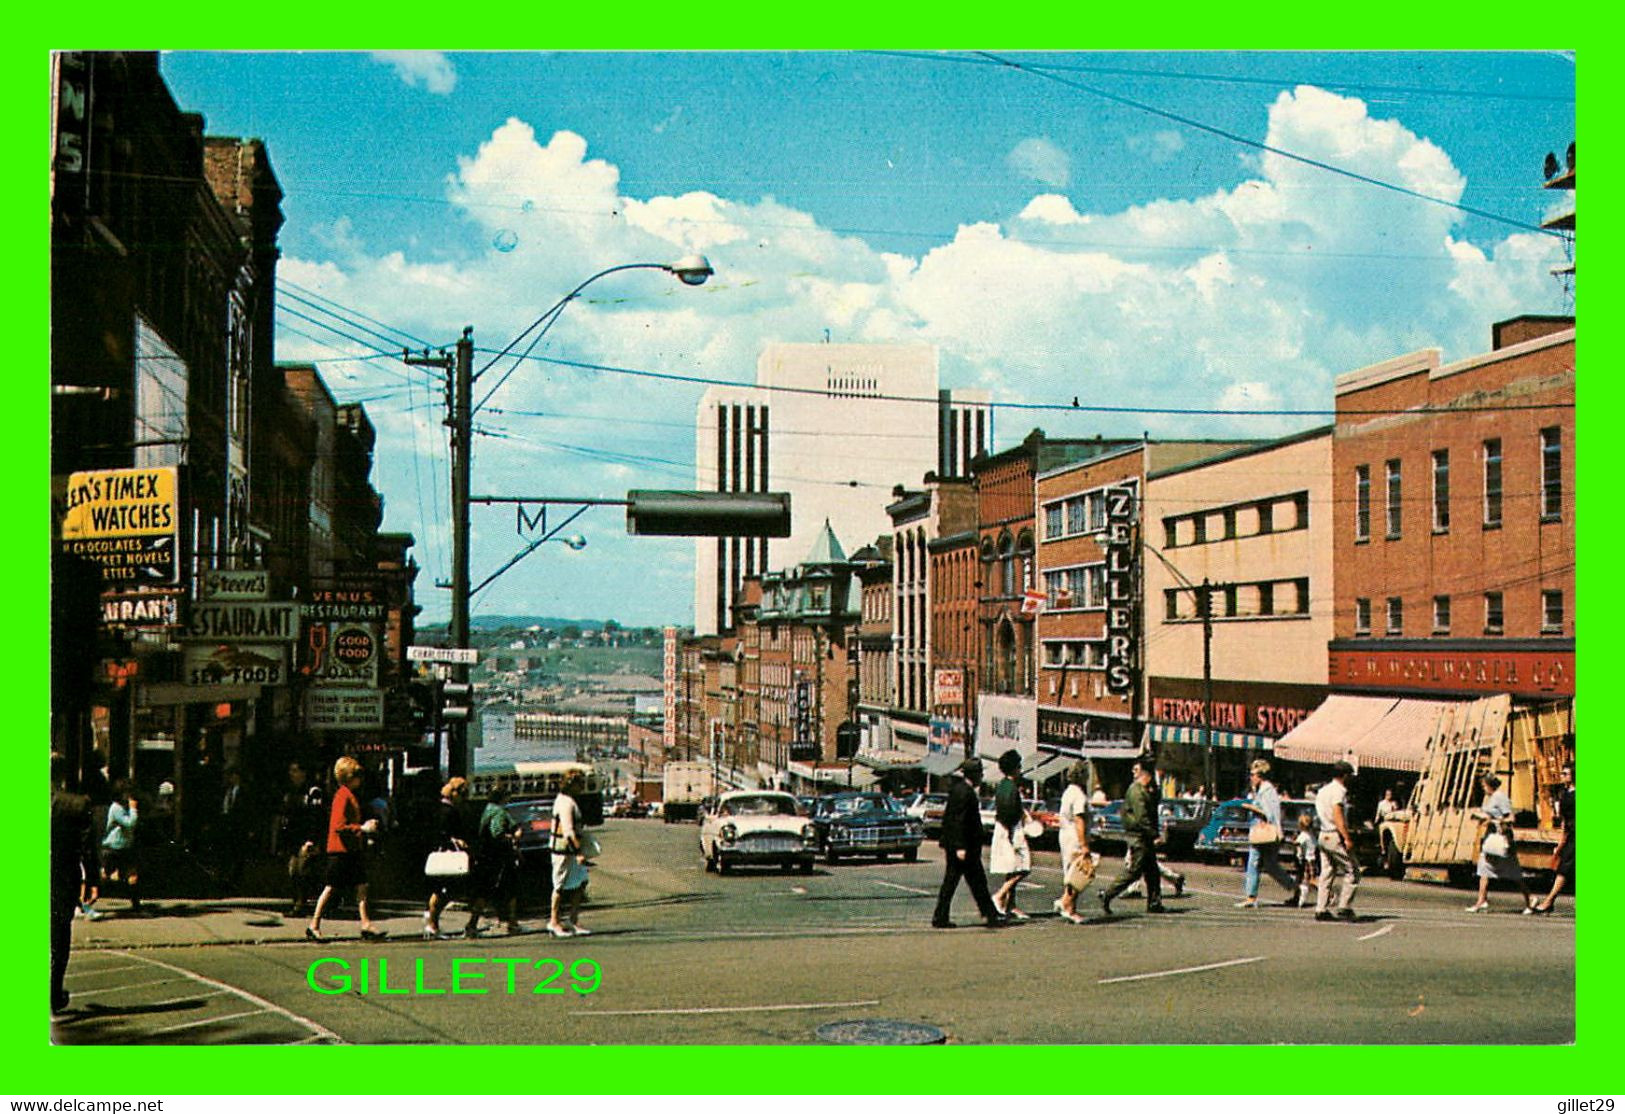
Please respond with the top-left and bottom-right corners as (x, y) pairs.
(920, 748), (966, 776)
(1149, 723), (1274, 751)
(853, 746), (926, 771)
(1024, 752), (1072, 781)
(1271, 694), (1489, 773)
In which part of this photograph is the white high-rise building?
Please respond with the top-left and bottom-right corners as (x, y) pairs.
(695, 341), (990, 635)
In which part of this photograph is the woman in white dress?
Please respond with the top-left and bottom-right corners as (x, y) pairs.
(988, 750), (1033, 920)
(1467, 775), (1534, 913)
(1053, 761), (1094, 924)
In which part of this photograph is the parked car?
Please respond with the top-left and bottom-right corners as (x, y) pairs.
(807, 792), (925, 864)
(904, 792), (948, 836)
(1087, 800), (1125, 848)
(1158, 797), (1214, 858)
(506, 798), (555, 895)
(700, 790), (817, 875)
(1193, 797), (1319, 862)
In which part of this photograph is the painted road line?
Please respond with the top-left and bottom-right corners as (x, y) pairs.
(147, 1008), (268, 1036)
(111, 950), (344, 1045)
(583, 998), (882, 1018)
(64, 963), (147, 980)
(1098, 955), (1267, 985)
(871, 879), (934, 896)
(1357, 924), (1395, 941)
(75, 977), (188, 995)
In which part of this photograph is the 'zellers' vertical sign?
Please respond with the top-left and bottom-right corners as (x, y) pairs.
(1103, 483), (1138, 695)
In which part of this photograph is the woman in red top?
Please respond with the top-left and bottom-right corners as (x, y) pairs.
(307, 756), (385, 940)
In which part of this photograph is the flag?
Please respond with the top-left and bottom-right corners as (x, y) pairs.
(1021, 588), (1046, 616)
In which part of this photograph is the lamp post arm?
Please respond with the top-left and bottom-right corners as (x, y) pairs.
(472, 262), (674, 411)
(470, 504), (590, 598)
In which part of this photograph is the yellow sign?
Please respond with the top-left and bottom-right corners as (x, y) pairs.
(62, 466), (178, 538)
(60, 467), (180, 583)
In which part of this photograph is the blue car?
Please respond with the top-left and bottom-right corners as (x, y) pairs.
(807, 792), (925, 864)
(1194, 797), (1319, 862)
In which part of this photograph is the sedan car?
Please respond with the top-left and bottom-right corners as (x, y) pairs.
(808, 792), (925, 864)
(1193, 798), (1319, 862)
(904, 792), (949, 836)
(1158, 797), (1214, 857)
(700, 790), (817, 875)
(506, 798), (555, 895)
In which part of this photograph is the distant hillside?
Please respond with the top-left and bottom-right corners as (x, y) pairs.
(419, 617), (691, 634)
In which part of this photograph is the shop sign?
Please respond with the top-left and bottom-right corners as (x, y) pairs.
(933, 668), (964, 707)
(183, 642), (287, 688)
(977, 694), (1038, 762)
(306, 686), (385, 730)
(1037, 707), (1137, 755)
(100, 589), (182, 629)
(791, 678), (818, 762)
(187, 601), (299, 642)
(1103, 483), (1138, 694)
(60, 466), (179, 583)
(663, 626), (678, 752)
(305, 622), (381, 686)
(201, 569), (270, 601)
(1328, 644), (1573, 697)
(303, 581), (386, 622)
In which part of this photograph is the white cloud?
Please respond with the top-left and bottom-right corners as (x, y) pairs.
(371, 51), (457, 95)
(286, 89), (1569, 624)
(1127, 129), (1187, 164)
(1006, 137), (1072, 188)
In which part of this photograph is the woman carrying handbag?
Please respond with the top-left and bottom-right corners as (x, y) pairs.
(1468, 775), (1534, 913)
(989, 750), (1034, 921)
(423, 777), (471, 939)
(1236, 759), (1299, 909)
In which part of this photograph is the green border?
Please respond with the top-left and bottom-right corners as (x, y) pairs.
(20, 19), (1616, 1096)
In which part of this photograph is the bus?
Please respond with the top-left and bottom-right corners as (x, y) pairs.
(470, 761), (604, 825)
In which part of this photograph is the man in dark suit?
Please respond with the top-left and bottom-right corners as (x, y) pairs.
(1100, 761), (1167, 916)
(931, 758), (1003, 929)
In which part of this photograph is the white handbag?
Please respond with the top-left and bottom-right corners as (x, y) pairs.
(1482, 832), (1510, 858)
(424, 849), (470, 878)
(1022, 818), (1045, 840)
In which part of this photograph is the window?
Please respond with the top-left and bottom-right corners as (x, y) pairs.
(1222, 584), (1239, 618)
(1086, 492), (1107, 532)
(1432, 595), (1451, 635)
(1542, 590), (1564, 634)
(1192, 515), (1208, 544)
(1483, 439), (1502, 527)
(1355, 598), (1371, 637)
(1163, 518), (1177, 549)
(1385, 459), (1403, 539)
(1386, 597), (1403, 637)
(1432, 450), (1450, 532)
(1258, 581), (1275, 616)
(1065, 499), (1086, 536)
(1221, 508), (1238, 540)
(1164, 588), (1183, 621)
(1293, 492), (1310, 530)
(1256, 502), (1274, 535)
(1541, 427), (1563, 520)
(1484, 591), (1504, 635)
(1045, 503), (1063, 540)
(1355, 465), (1371, 542)
(1294, 578), (1311, 615)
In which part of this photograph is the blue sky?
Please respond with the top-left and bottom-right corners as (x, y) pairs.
(157, 51), (1575, 628)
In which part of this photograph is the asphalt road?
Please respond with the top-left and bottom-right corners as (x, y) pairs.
(53, 819), (1575, 1045)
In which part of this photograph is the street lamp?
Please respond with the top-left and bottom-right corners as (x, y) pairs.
(423, 256), (714, 779)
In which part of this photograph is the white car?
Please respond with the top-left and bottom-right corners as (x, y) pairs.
(700, 790), (818, 875)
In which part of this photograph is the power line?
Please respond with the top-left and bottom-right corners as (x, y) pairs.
(278, 285), (442, 364)
(869, 50), (1573, 105)
(278, 278), (441, 351)
(964, 50), (1564, 239)
(480, 347), (1573, 420)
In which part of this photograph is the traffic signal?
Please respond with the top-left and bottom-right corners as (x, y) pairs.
(439, 680), (473, 722)
(625, 490), (791, 538)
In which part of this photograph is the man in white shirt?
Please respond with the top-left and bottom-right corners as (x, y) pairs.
(1314, 761), (1359, 921)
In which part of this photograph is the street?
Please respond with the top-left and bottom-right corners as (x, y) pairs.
(54, 819), (1574, 1045)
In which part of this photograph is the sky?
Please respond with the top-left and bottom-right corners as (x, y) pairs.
(156, 50), (1575, 629)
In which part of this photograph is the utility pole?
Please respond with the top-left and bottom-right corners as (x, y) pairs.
(450, 327), (474, 778)
(1199, 577), (1215, 798)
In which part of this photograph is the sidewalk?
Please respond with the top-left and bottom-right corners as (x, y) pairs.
(71, 896), (455, 950)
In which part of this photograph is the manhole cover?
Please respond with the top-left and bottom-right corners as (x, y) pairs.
(815, 1019), (946, 1045)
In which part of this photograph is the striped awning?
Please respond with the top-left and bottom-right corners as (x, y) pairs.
(853, 746), (927, 771)
(1271, 694), (1509, 773)
(1149, 723), (1274, 751)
